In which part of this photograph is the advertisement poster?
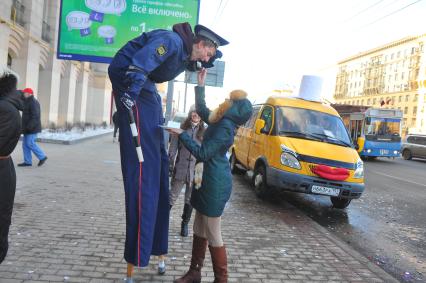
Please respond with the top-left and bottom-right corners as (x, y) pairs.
(57, 0), (200, 63)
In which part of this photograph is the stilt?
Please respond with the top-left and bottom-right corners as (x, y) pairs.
(158, 254), (166, 275)
(125, 263), (134, 282)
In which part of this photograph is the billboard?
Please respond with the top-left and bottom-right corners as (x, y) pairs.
(57, 0), (200, 63)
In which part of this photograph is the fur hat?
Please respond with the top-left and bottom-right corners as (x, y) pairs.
(208, 90), (248, 123)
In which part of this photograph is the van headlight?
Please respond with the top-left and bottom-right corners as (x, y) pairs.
(354, 158), (364, 179)
(280, 152), (301, 169)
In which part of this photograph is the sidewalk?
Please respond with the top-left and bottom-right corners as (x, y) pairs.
(0, 135), (398, 282)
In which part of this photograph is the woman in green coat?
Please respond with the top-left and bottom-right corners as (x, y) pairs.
(168, 68), (252, 283)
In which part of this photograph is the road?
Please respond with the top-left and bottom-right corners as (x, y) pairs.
(257, 157), (426, 282)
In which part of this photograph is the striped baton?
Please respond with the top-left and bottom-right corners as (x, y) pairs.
(121, 93), (144, 163)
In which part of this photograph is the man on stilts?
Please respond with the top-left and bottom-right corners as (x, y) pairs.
(107, 21), (228, 281)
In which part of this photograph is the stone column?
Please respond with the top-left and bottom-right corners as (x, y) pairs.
(57, 62), (79, 127)
(0, 1), (13, 66)
(74, 62), (90, 124)
(86, 63), (112, 125)
(12, 0), (43, 93)
(37, 0), (62, 127)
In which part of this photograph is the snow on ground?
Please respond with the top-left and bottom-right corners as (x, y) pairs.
(38, 127), (113, 142)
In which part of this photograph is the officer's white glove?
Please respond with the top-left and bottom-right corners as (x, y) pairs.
(120, 93), (134, 110)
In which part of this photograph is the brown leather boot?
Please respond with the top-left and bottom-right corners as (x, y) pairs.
(174, 234), (207, 283)
(209, 245), (228, 283)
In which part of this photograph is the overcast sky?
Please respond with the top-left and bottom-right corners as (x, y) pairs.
(173, 0), (426, 111)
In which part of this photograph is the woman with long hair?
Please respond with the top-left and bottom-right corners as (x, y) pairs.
(169, 109), (206, 237)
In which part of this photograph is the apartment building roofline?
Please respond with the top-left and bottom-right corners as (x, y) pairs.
(338, 33), (426, 65)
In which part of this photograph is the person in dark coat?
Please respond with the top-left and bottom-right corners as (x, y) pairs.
(107, 21), (228, 280)
(17, 88), (47, 167)
(168, 69), (253, 283)
(168, 108), (205, 237)
(112, 111), (119, 142)
(0, 67), (23, 264)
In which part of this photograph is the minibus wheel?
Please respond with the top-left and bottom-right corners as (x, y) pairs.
(402, 149), (412, 160)
(253, 165), (269, 199)
(230, 150), (245, 175)
(330, 197), (351, 209)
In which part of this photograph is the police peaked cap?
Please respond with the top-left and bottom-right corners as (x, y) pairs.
(194, 24), (229, 47)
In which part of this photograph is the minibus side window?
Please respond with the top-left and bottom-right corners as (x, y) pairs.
(259, 106), (273, 134)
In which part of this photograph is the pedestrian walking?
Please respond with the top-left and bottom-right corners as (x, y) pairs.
(167, 68), (253, 283)
(168, 108), (205, 237)
(0, 67), (24, 264)
(112, 111), (119, 142)
(17, 88), (47, 167)
(107, 21), (228, 281)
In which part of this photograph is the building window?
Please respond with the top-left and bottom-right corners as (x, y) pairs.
(413, 106), (417, 114)
(397, 51), (401, 58)
(373, 98), (376, 104)
(399, 96), (402, 102)
(414, 94), (418, 102)
(412, 118), (416, 126)
(10, 0), (26, 27)
(7, 54), (12, 67)
(367, 99), (371, 105)
(406, 95), (409, 102)
(391, 53), (394, 60)
(404, 107), (408, 114)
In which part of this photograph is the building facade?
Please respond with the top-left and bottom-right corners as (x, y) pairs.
(0, 0), (112, 128)
(333, 34), (426, 135)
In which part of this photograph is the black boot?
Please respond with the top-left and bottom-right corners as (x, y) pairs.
(180, 204), (193, 237)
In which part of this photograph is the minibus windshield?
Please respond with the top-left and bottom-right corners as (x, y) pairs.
(276, 106), (352, 146)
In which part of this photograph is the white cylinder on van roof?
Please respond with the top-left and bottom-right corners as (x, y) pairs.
(296, 75), (323, 102)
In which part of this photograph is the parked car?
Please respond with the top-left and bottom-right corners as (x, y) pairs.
(401, 134), (426, 160)
(230, 95), (365, 209)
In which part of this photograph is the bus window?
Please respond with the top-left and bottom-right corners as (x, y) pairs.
(349, 120), (363, 140)
(365, 117), (401, 137)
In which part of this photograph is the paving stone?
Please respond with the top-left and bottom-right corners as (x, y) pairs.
(0, 136), (398, 282)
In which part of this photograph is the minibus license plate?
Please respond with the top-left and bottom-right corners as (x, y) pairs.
(311, 185), (340, 196)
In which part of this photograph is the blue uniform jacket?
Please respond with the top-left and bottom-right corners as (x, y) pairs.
(108, 29), (189, 99)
